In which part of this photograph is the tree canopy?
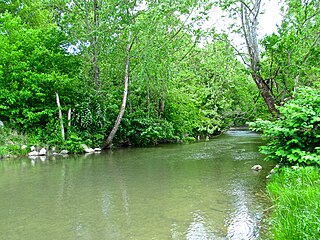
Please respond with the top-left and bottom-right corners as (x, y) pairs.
(0, 0), (318, 151)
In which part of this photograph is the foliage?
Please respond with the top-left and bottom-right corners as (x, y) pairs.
(267, 167), (320, 239)
(260, 0), (320, 103)
(122, 115), (176, 146)
(0, 0), (266, 151)
(60, 132), (87, 153)
(0, 12), (81, 133)
(249, 87), (320, 166)
(165, 38), (261, 137)
(72, 95), (113, 141)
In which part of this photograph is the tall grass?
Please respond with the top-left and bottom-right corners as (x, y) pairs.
(266, 167), (320, 239)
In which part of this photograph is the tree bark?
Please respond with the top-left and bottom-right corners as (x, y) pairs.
(253, 73), (278, 114)
(102, 32), (133, 149)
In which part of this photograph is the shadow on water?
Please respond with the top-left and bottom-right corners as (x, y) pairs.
(0, 130), (272, 239)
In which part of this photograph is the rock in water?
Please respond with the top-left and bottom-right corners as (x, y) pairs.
(251, 165), (263, 171)
(39, 148), (47, 156)
(81, 144), (89, 150)
(28, 151), (39, 156)
(60, 150), (69, 155)
(85, 148), (94, 153)
(81, 144), (94, 153)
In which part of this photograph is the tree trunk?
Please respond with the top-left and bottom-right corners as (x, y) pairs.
(68, 108), (72, 127)
(102, 32), (133, 149)
(55, 92), (65, 141)
(253, 73), (278, 114)
(93, 0), (101, 89)
(240, 0), (279, 116)
(159, 81), (166, 118)
(84, 0), (101, 90)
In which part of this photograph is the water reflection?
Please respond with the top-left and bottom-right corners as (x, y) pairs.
(101, 192), (111, 219)
(226, 183), (259, 240)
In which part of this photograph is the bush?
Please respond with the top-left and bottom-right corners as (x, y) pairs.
(125, 117), (176, 146)
(249, 87), (320, 166)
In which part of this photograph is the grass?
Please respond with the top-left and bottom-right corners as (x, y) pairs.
(266, 166), (320, 239)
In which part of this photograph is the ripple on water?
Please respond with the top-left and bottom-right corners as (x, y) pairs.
(226, 212), (259, 240)
(184, 211), (227, 240)
(225, 184), (261, 240)
(188, 152), (212, 160)
(226, 130), (260, 137)
(232, 151), (261, 161)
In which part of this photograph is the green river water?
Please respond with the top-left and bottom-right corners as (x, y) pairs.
(0, 130), (272, 240)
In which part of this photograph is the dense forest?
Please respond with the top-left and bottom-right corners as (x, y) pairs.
(0, 0), (319, 152)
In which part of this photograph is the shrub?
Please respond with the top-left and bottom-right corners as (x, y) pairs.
(249, 87), (320, 166)
(125, 117), (176, 146)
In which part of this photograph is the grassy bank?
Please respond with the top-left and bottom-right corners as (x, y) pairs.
(266, 167), (320, 239)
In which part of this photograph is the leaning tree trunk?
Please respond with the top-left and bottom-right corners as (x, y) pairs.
(253, 73), (278, 114)
(102, 32), (133, 149)
(240, 0), (279, 116)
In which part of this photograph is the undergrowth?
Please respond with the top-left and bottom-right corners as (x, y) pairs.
(0, 127), (27, 158)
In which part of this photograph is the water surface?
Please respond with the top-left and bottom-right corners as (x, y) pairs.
(0, 130), (272, 239)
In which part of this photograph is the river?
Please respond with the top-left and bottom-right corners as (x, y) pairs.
(0, 130), (272, 239)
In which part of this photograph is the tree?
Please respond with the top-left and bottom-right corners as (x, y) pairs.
(1, 0), (276, 150)
(240, 0), (278, 115)
(260, 0), (320, 101)
(0, 0), (52, 27)
(102, 30), (133, 148)
(218, 0), (279, 116)
(0, 12), (81, 137)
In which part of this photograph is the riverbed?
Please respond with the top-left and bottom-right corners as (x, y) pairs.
(0, 130), (272, 239)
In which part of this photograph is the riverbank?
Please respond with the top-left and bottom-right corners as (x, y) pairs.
(265, 166), (320, 239)
(0, 127), (102, 159)
(0, 124), (223, 159)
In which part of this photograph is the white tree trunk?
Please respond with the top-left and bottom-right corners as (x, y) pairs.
(102, 31), (133, 149)
(68, 108), (72, 127)
(56, 92), (65, 141)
